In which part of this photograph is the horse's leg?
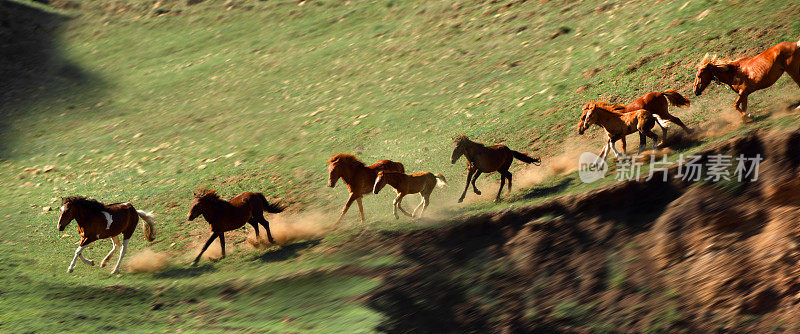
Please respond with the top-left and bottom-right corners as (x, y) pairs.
(78, 248), (95, 266)
(503, 171), (513, 193)
(193, 233), (218, 265)
(356, 197), (365, 223)
(637, 132), (646, 156)
(397, 194), (413, 217)
(110, 238), (129, 274)
(219, 233), (226, 259)
(67, 237), (92, 273)
(735, 94), (752, 119)
(471, 171), (483, 195)
(249, 219), (260, 239)
(335, 194), (357, 224)
(411, 195), (425, 218)
(392, 193), (402, 219)
(620, 136), (627, 156)
(787, 70), (800, 110)
(258, 218), (275, 244)
(593, 141), (609, 166)
(100, 236), (120, 267)
(495, 174), (506, 202)
(644, 129), (659, 152)
(458, 168), (475, 203)
(609, 139), (625, 158)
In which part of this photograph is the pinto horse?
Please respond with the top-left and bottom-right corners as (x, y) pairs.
(577, 90), (691, 146)
(57, 196), (156, 274)
(693, 40), (800, 119)
(373, 170), (447, 219)
(327, 153), (405, 225)
(451, 136), (540, 203)
(188, 189), (285, 265)
(578, 102), (660, 163)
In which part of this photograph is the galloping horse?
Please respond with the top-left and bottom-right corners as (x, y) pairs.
(373, 170), (447, 219)
(327, 153), (405, 224)
(577, 90), (691, 146)
(57, 196), (156, 274)
(578, 102), (660, 163)
(693, 40), (800, 119)
(188, 189), (285, 265)
(451, 136), (540, 203)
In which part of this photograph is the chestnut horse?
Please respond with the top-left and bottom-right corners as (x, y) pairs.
(373, 170), (447, 219)
(693, 40), (800, 119)
(327, 153), (405, 224)
(188, 189), (285, 265)
(451, 136), (540, 203)
(577, 90), (691, 146)
(578, 102), (660, 163)
(57, 196), (156, 274)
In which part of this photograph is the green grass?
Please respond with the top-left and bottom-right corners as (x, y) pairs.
(1, 0), (799, 331)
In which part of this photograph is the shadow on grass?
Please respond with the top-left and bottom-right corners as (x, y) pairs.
(154, 264), (216, 279)
(0, 0), (104, 156)
(519, 177), (575, 200)
(253, 239), (321, 263)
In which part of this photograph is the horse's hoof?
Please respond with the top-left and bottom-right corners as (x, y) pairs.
(111, 270), (119, 275)
(474, 190), (482, 195)
(457, 198), (464, 203)
(88, 260), (95, 266)
(67, 268), (74, 273)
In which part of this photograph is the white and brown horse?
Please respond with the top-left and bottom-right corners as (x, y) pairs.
(373, 171), (447, 219)
(57, 196), (156, 274)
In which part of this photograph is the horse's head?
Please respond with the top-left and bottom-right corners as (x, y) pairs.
(578, 102), (597, 135)
(327, 161), (341, 188)
(694, 54), (719, 96)
(188, 189), (217, 221)
(57, 198), (75, 231)
(451, 136), (468, 164)
(373, 171), (388, 194)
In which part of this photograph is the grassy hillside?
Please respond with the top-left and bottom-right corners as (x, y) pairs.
(1, 0), (799, 331)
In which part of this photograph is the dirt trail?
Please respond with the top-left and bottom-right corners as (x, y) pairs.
(358, 127), (800, 332)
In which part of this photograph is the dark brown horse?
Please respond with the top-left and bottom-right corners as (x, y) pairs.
(327, 153), (404, 225)
(693, 40), (800, 119)
(451, 136), (540, 203)
(373, 170), (447, 219)
(577, 90), (691, 146)
(57, 196), (156, 274)
(188, 189), (285, 265)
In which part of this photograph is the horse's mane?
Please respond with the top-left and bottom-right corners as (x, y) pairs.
(698, 53), (733, 68)
(194, 188), (221, 201)
(62, 196), (106, 213)
(327, 153), (365, 168)
(588, 100), (625, 112)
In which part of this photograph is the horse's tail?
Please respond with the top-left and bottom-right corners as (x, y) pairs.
(434, 173), (448, 188)
(662, 89), (690, 108)
(257, 193), (286, 213)
(511, 150), (541, 165)
(136, 210), (156, 242)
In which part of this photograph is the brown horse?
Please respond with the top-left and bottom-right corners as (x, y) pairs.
(693, 40), (800, 119)
(188, 189), (285, 265)
(577, 90), (691, 145)
(327, 153), (405, 224)
(57, 196), (156, 274)
(451, 136), (540, 203)
(373, 171), (447, 219)
(578, 102), (660, 163)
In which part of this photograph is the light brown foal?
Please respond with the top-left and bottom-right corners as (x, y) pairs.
(373, 171), (447, 219)
(578, 102), (660, 163)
